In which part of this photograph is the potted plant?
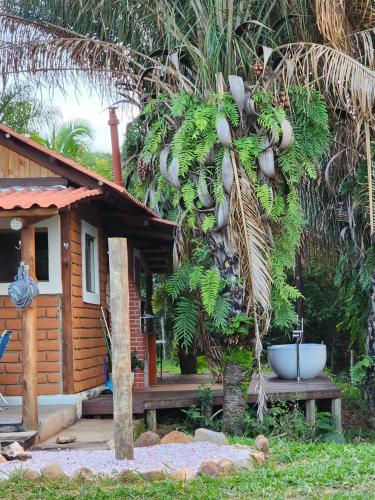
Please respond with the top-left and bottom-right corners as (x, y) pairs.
(131, 352), (144, 386)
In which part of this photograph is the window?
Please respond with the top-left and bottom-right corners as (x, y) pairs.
(81, 220), (100, 304)
(0, 215), (62, 295)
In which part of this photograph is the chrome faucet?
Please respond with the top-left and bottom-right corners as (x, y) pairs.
(292, 318), (304, 382)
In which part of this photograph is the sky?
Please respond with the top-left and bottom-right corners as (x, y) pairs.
(41, 84), (138, 152)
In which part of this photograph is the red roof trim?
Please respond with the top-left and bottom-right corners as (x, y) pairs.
(0, 123), (171, 222)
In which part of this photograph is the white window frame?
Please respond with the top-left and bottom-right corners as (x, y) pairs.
(0, 215), (62, 295)
(81, 220), (100, 305)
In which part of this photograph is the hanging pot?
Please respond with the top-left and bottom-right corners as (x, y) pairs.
(197, 173), (214, 208)
(228, 75), (245, 116)
(221, 151), (233, 194)
(168, 157), (181, 190)
(279, 119), (294, 151)
(258, 138), (275, 179)
(215, 196), (230, 230)
(159, 147), (170, 181)
(244, 91), (258, 115)
(216, 115), (232, 147)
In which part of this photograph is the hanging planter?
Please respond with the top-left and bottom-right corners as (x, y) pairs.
(197, 173), (214, 208)
(228, 75), (245, 116)
(215, 196), (230, 230)
(221, 151), (233, 194)
(244, 91), (258, 116)
(259, 136), (275, 178)
(279, 119), (294, 151)
(216, 115), (232, 147)
(168, 157), (181, 190)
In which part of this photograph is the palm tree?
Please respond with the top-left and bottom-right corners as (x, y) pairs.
(1, 1), (375, 429)
(40, 120), (94, 161)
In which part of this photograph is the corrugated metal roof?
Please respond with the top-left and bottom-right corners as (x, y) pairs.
(0, 185), (102, 210)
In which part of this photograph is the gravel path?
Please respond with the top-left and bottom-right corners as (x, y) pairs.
(0, 443), (251, 478)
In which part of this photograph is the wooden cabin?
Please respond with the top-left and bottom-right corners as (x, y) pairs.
(0, 123), (173, 409)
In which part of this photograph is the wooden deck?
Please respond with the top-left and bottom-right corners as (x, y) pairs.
(82, 373), (340, 416)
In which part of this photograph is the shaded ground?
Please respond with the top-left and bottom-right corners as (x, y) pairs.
(0, 438), (374, 499)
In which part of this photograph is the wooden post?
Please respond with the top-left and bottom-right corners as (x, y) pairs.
(145, 409), (157, 432)
(331, 398), (342, 433)
(21, 224), (39, 431)
(60, 210), (74, 394)
(108, 237), (134, 460)
(305, 399), (316, 431)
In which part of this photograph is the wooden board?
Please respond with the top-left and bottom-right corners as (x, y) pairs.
(0, 145), (59, 178)
(82, 373), (341, 416)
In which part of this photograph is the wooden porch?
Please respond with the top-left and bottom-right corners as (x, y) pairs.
(82, 372), (341, 430)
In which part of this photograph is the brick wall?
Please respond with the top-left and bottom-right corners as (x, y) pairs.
(0, 295), (61, 396)
(70, 210), (107, 393)
(128, 247), (147, 391)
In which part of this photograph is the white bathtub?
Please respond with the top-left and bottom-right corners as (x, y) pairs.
(267, 343), (327, 380)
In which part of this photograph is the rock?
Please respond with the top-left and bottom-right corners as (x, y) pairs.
(161, 431), (194, 445)
(106, 439), (114, 449)
(233, 443), (251, 450)
(170, 467), (195, 482)
(134, 431), (161, 448)
(14, 453), (32, 461)
(249, 450), (265, 465)
(71, 467), (95, 483)
(0, 455), (7, 464)
(217, 458), (235, 475)
(198, 460), (223, 478)
(56, 436), (77, 445)
(233, 458), (254, 471)
(194, 428), (228, 446)
(117, 470), (140, 482)
(142, 469), (166, 481)
(23, 468), (40, 480)
(2, 441), (24, 457)
(254, 434), (269, 457)
(41, 463), (67, 481)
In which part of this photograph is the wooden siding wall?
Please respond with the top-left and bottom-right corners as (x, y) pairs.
(0, 295), (61, 396)
(0, 146), (59, 178)
(70, 209), (107, 393)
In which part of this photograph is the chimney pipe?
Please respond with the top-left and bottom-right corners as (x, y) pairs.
(108, 107), (122, 186)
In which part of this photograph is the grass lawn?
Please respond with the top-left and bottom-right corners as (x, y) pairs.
(1, 438), (374, 499)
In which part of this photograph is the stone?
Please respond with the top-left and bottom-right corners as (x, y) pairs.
(254, 434), (269, 457)
(106, 439), (115, 449)
(134, 431), (161, 448)
(233, 443), (251, 450)
(142, 469), (166, 481)
(23, 468), (40, 480)
(71, 467), (95, 483)
(198, 460), (223, 478)
(0, 455), (7, 464)
(2, 441), (24, 457)
(160, 431), (194, 445)
(117, 470), (140, 482)
(41, 463), (67, 481)
(56, 436), (77, 445)
(14, 453), (32, 461)
(170, 467), (195, 482)
(233, 458), (254, 471)
(194, 428), (228, 446)
(217, 458), (235, 475)
(249, 450), (265, 465)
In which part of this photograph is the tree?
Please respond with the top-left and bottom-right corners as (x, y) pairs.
(40, 120), (94, 160)
(1, 0), (375, 429)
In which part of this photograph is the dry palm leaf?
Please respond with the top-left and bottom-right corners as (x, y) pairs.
(315, 0), (350, 49)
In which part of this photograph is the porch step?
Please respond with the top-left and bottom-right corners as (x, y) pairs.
(0, 431), (38, 449)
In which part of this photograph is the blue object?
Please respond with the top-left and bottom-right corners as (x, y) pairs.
(8, 264), (39, 310)
(0, 330), (12, 406)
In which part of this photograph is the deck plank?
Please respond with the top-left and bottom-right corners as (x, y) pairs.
(82, 372), (340, 416)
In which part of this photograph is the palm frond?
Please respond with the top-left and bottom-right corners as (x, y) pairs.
(276, 42), (375, 121)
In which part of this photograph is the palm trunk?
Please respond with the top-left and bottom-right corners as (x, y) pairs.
(366, 271), (375, 416)
(222, 361), (250, 435)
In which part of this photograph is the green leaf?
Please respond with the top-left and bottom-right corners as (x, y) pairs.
(173, 297), (199, 350)
(199, 268), (221, 317)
